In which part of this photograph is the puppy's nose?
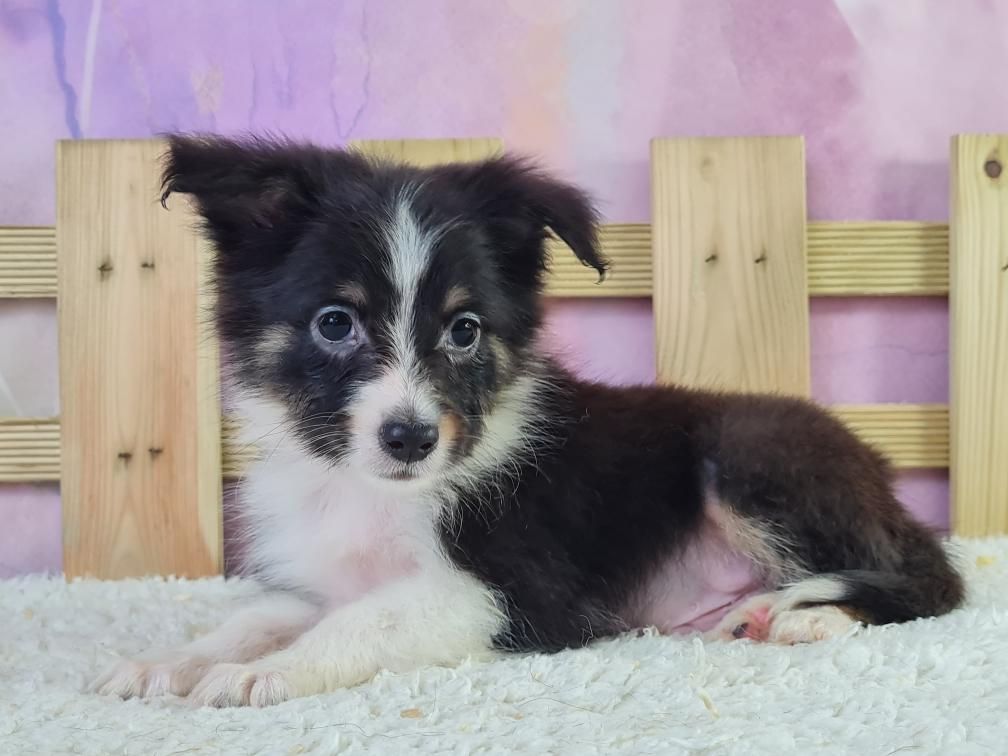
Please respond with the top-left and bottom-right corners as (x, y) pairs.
(379, 422), (439, 463)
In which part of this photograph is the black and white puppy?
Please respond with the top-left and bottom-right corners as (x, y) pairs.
(93, 135), (964, 708)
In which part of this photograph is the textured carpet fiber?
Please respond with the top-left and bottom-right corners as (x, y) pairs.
(2, 538), (1006, 755)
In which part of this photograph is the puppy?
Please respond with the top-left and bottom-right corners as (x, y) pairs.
(92, 135), (964, 707)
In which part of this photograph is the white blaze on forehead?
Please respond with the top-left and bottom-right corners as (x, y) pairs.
(380, 193), (439, 421)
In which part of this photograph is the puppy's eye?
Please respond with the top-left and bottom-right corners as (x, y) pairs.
(314, 306), (356, 344)
(447, 315), (480, 350)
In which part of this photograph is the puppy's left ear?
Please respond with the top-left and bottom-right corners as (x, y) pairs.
(444, 156), (609, 288)
(160, 133), (349, 276)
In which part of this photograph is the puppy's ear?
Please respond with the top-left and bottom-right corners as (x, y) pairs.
(445, 156), (609, 289)
(161, 134), (341, 271)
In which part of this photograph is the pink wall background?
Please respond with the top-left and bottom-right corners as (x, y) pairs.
(2, 0), (1006, 576)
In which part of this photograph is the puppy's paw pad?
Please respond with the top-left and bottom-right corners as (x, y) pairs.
(767, 606), (858, 645)
(709, 594), (776, 642)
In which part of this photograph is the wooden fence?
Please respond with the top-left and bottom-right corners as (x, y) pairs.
(0, 134), (1004, 578)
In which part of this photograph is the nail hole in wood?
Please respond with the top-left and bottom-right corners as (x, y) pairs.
(141, 261), (155, 270)
(98, 261), (113, 279)
(1001, 261), (1008, 272)
(704, 253), (718, 263)
(117, 451), (133, 463)
(984, 159), (1002, 179)
(755, 252), (767, 264)
(148, 447), (163, 459)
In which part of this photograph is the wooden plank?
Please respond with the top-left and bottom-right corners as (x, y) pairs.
(950, 134), (1008, 536)
(348, 137), (503, 166)
(57, 139), (222, 578)
(0, 417), (60, 481)
(807, 222), (948, 296)
(549, 221), (950, 297)
(194, 218), (223, 563)
(0, 227), (58, 297)
(0, 221), (955, 300)
(650, 136), (810, 394)
(833, 404), (949, 469)
(0, 403), (952, 479)
(546, 224), (653, 297)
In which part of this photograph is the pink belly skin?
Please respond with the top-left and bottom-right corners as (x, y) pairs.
(628, 510), (767, 634)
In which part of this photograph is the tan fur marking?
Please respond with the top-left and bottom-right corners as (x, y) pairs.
(838, 604), (871, 624)
(254, 325), (296, 370)
(443, 285), (472, 315)
(489, 336), (512, 376)
(439, 411), (461, 451)
(705, 497), (799, 584)
(334, 282), (368, 309)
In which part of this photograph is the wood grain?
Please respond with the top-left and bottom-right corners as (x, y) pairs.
(833, 404), (949, 469)
(0, 227), (58, 297)
(0, 221), (953, 299)
(545, 224), (653, 297)
(194, 216), (224, 566)
(651, 137), (810, 394)
(0, 417), (60, 481)
(57, 139), (222, 578)
(806, 222), (948, 296)
(950, 134), (1008, 536)
(0, 404), (950, 479)
(548, 221), (950, 297)
(348, 137), (503, 166)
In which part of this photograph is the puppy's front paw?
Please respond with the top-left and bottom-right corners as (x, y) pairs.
(189, 662), (298, 708)
(91, 654), (211, 699)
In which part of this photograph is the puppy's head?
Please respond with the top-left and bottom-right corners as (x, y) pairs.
(163, 134), (606, 487)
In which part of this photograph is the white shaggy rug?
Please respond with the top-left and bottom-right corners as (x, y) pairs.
(3, 538), (1007, 756)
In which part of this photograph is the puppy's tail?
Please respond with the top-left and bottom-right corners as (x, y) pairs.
(783, 532), (965, 624)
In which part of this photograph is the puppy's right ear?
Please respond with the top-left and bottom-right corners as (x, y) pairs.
(161, 134), (336, 270)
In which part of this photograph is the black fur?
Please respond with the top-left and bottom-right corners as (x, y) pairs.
(444, 382), (963, 650)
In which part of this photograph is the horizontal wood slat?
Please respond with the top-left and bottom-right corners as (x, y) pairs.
(546, 224), (654, 297)
(0, 418), (61, 481)
(807, 222), (949, 296)
(0, 227), (58, 297)
(0, 404), (951, 482)
(547, 221), (950, 297)
(834, 404), (949, 468)
(2, 222), (951, 299)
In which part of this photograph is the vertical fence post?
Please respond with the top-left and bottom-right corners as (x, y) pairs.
(950, 134), (1008, 536)
(58, 139), (222, 578)
(650, 137), (810, 394)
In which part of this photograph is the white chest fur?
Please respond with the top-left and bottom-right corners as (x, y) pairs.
(232, 395), (443, 607)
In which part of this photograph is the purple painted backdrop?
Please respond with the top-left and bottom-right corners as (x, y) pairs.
(3, 0), (1006, 575)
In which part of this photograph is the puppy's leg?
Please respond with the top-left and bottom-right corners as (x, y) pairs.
(712, 396), (963, 633)
(91, 592), (320, 699)
(190, 569), (503, 708)
(698, 397), (964, 645)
